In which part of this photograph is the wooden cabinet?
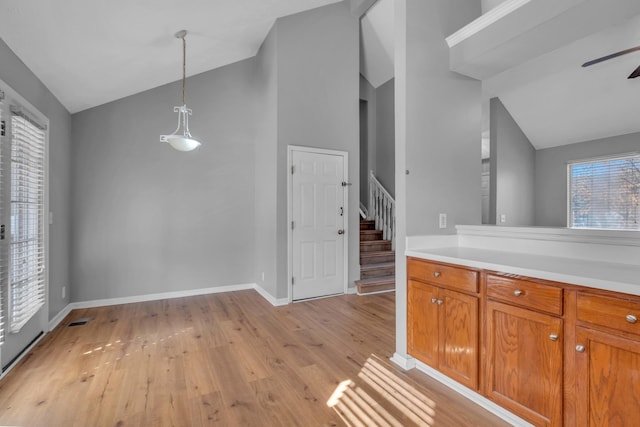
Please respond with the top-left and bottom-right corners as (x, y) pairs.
(485, 274), (564, 426)
(407, 259), (479, 390)
(406, 256), (640, 426)
(574, 292), (640, 426)
(486, 300), (563, 426)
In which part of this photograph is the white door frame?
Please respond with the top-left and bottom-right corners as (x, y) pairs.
(287, 145), (349, 303)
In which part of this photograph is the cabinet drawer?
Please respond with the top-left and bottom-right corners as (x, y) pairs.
(486, 274), (563, 316)
(407, 258), (478, 293)
(577, 293), (640, 335)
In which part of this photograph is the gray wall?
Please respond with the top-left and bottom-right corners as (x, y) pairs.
(395, 0), (481, 357)
(535, 131), (640, 226)
(402, 0), (481, 237)
(375, 78), (395, 197)
(481, 0), (508, 13)
(253, 24), (279, 298)
(276, 1), (359, 297)
(70, 59), (257, 302)
(359, 75), (377, 210)
(490, 97), (536, 226)
(359, 75), (395, 206)
(0, 38), (72, 321)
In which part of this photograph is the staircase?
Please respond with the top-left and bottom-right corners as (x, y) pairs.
(356, 219), (395, 295)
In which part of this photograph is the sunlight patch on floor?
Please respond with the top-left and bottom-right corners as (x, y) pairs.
(327, 355), (436, 426)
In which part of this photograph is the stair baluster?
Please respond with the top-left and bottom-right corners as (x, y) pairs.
(367, 171), (395, 249)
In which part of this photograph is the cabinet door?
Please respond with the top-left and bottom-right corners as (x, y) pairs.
(575, 327), (640, 426)
(439, 288), (478, 390)
(486, 301), (563, 427)
(407, 279), (439, 368)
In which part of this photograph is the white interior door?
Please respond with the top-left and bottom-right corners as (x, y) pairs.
(291, 148), (346, 301)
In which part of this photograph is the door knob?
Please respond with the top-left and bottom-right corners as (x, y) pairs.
(338, 229), (345, 235)
(576, 345), (585, 353)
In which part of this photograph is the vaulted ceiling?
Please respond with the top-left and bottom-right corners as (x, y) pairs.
(0, 0), (342, 113)
(451, 0), (640, 149)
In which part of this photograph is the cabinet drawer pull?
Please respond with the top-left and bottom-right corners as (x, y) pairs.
(576, 345), (585, 353)
(513, 290), (523, 297)
(431, 297), (437, 304)
(626, 314), (638, 324)
(437, 299), (443, 305)
(433, 271), (441, 278)
(549, 334), (559, 341)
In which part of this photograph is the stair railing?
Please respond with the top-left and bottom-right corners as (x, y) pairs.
(368, 170), (395, 249)
(359, 202), (368, 220)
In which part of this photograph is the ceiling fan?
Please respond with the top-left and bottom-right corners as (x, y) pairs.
(582, 45), (640, 78)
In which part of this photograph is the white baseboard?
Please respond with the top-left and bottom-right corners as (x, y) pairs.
(413, 360), (534, 427)
(390, 352), (416, 370)
(48, 282), (289, 330)
(346, 286), (357, 295)
(72, 283), (257, 310)
(48, 304), (74, 331)
(254, 283), (289, 306)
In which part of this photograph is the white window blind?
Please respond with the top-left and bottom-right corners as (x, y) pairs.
(9, 114), (46, 333)
(569, 154), (640, 230)
(0, 100), (4, 344)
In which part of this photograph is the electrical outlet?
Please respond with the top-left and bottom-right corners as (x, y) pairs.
(62, 286), (66, 299)
(439, 213), (447, 229)
(500, 213), (507, 224)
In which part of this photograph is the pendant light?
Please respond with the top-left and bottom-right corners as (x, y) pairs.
(160, 30), (201, 152)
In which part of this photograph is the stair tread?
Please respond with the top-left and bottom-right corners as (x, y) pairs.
(360, 240), (391, 245)
(360, 262), (395, 271)
(355, 275), (395, 285)
(360, 250), (395, 256)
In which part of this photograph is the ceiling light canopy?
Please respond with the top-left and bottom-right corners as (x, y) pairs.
(160, 30), (201, 152)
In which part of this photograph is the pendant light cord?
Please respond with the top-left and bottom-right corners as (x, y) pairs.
(182, 35), (186, 106)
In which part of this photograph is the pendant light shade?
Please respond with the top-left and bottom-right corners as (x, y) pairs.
(160, 30), (201, 152)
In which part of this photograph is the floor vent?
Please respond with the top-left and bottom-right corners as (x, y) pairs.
(68, 317), (92, 327)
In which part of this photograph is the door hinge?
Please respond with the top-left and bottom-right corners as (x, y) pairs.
(291, 221), (295, 230)
(291, 165), (295, 174)
(292, 277), (295, 285)
(0, 120), (5, 137)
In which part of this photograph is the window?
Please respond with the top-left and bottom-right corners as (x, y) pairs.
(9, 112), (46, 332)
(0, 99), (4, 344)
(568, 154), (640, 230)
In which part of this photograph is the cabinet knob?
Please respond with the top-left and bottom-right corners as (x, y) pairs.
(626, 314), (637, 324)
(431, 297), (438, 304)
(433, 271), (441, 278)
(513, 290), (523, 297)
(549, 334), (559, 341)
(576, 345), (585, 353)
(437, 299), (443, 305)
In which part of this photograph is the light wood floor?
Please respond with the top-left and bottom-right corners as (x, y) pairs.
(0, 290), (510, 426)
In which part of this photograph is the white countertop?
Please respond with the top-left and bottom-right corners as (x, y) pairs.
(406, 246), (640, 296)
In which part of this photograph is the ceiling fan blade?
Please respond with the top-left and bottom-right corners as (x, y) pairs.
(582, 45), (640, 67)
(629, 64), (640, 79)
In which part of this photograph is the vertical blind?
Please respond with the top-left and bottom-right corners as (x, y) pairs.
(569, 153), (640, 230)
(9, 114), (46, 333)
